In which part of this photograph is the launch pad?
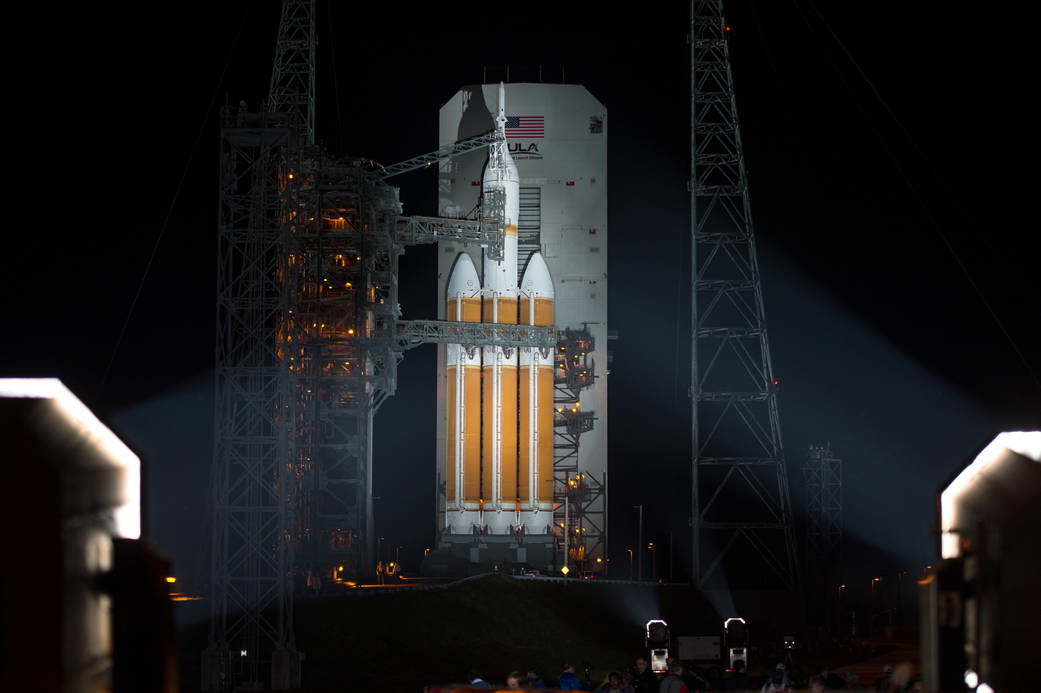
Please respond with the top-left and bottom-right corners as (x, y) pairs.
(423, 532), (557, 576)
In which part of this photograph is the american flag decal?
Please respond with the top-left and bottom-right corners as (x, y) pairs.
(505, 116), (544, 139)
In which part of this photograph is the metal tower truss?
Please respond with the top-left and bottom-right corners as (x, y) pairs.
(396, 319), (555, 351)
(378, 131), (500, 180)
(803, 443), (842, 563)
(552, 327), (604, 574)
(206, 110), (297, 690)
(396, 184), (506, 260)
(207, 5), (316, 688)
(689, 0), (799, 590)
(560, 471), (606, 574)
(279, 149), (407, 598)
(268, 0), (316, 145)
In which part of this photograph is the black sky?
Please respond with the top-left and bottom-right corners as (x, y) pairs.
(10, 2), (1039, 601)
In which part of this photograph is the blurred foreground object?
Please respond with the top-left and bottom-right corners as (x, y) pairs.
(0, 378), (177, 692)
(920, 430), (1041, 692)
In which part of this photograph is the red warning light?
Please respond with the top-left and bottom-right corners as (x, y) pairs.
(725, 26), (731, 32)
(773, 380), (779, 385)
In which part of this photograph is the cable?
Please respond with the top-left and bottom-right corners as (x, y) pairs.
(99, 27), (242, 393)
(326, 0), (344, 151)
(796, 0), (1040, 393)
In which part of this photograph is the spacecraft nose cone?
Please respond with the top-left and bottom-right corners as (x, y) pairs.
(520, 252), (554, 298)
(447, 252), (480, 297)
(485, 82), (518, 189)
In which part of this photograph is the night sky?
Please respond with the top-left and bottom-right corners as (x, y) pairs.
(11, 2), (1038, 610)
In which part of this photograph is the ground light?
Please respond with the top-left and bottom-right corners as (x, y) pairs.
(724, 617), (749, 670)
(645, 620), (670, 673)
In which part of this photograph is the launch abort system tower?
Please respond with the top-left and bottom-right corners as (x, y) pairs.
(432, 83), (608, 574)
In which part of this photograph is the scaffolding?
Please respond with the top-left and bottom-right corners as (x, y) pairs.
(280, 150), (409, 592)
(689, 0), (799, 590)
(552, 327), (604, 574)
(397, 319), (554, 351)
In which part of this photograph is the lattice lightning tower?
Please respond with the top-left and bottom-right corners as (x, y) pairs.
(689, 0), (799, 590)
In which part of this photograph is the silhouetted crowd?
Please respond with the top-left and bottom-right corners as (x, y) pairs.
(449, 655), (923, 692)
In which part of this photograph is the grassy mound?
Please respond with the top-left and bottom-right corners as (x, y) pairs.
(179, 575), (720, 692)
(303, 575), (718, 691)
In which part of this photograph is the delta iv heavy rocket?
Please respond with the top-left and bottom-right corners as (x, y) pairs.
(444, 83), (555, 538)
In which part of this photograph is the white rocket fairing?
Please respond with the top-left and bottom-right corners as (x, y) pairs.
(443, 83), (554, 536)
(445, 253), (481, 535)
(518, 251), (555, 529)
